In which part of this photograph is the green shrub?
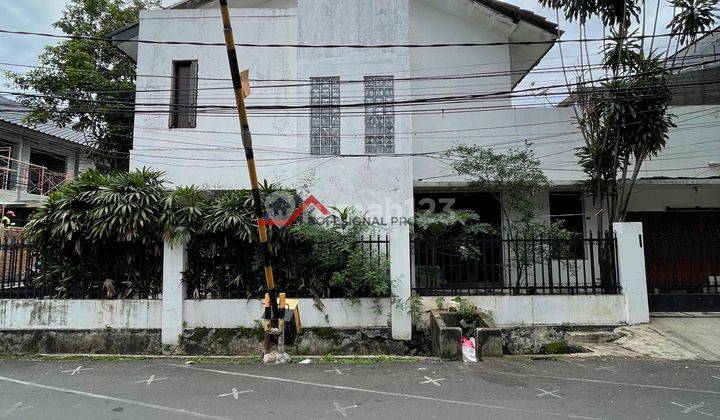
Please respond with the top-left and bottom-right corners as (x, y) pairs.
(25, 169), (390, 300)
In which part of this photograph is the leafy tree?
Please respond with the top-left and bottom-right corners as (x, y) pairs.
(6, 0), (161, 171)
(441, 145), (574, 290)
(540, 0), (718, 232)
(445, 142), (553, 238)
(575, 54), (675, 225)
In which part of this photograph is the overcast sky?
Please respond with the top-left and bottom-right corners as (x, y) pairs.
(0, 0), (679, 101)
(0, 0), (172, 86)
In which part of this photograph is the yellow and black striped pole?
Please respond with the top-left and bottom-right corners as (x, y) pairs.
(217, 0), (280, 343)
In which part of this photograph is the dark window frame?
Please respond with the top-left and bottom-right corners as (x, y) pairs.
(169, 60), (199, 129)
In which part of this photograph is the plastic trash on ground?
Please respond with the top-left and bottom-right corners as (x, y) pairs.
(462, 336), (477, 363)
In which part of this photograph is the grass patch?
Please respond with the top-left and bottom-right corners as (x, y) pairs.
(539, 340), (585, 355)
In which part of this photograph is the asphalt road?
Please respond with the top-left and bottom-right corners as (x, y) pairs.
(0, 357), (719, 419)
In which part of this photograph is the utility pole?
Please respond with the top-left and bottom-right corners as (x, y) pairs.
(217, 0), (293, 363)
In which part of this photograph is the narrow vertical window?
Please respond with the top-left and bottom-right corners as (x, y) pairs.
(310, 77), (340, 155)
(364, 76), (394, 154)
(170, 60), (198, 129)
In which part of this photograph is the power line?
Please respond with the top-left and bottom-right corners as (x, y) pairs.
(4, 50), (718, 97)
(2, 27), (715, 49)
(5, 56), (719, 119)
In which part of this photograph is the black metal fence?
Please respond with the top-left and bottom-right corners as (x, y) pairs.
(0, 239), (162, 299)
(185, 235), (390, 299)
(412, 232), (620, 296)
(0, 239), (42, 298)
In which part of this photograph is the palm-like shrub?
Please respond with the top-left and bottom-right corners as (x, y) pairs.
(25, 169), (390, 300)
(25, 169), (166, 298)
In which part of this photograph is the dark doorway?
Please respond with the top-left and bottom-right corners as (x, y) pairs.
(414, 191), (501, 228)
(413, 191), (503, 294)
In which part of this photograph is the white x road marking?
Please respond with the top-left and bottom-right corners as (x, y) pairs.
(134, 375), (167, 386)
(61, 366), (92, 376)
(217, 388), (254, 400)
(670, 402), (716, 417)
(0, 402), (33, 418)
(324, 368), (349, 375)
(419, 376), (446, 387)
(324, 401), (358, 417)
(537, 388), (563, 399)
(594, 366), (617, 373)
(712, 376), (720, 380)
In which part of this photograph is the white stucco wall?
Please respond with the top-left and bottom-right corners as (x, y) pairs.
(130, 2), (720, 203)
(132, 2), (418, 223)
(0, 298), (389, 330)
(420, 294), (626, 326)
(409, 0), (513, 180)
(132, 8), (300, 188)
(0, 300), (162, 330)
(413, 105), (720, 186)
(184, 298), (390, 328)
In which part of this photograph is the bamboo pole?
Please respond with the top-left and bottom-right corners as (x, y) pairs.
(217, 0), (279, 350)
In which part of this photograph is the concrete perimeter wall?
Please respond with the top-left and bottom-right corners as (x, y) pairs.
(183, 298), (390, 329)
(0, 223), (649, 345)
(419, 295), (626, 327)
(0, 298), (390, 331)
(0, 300), (162, 330)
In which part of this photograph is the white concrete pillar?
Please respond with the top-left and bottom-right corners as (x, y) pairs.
(613, 222), (650, 325)
(390, 224), (412, 340)
(162, 236), (188, 345)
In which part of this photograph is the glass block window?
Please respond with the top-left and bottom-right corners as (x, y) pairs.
(310, 77), (341, 155)
(364, 76), (395, 154)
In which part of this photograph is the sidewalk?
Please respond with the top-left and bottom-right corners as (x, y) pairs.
(582, 314), (720, 361)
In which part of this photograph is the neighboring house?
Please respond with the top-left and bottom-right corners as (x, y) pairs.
(110, 1), (720, 312)
(668, 26), (720, 71)
(0, 97), (94, 225)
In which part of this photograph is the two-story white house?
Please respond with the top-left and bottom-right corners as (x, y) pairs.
(110, 0), (720, 320)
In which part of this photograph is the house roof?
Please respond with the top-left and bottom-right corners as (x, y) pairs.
(0, 96), (89, 146)
(667, 26), (720, 70)
(472, 0), (557, 34)
(167, 0), (558, 34)
(110, 0), (559, 88)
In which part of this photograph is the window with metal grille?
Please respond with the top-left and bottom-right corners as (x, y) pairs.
(170, 60), (198, 129)
(310, 77), (340, 155)
(364, 76), (395, 154)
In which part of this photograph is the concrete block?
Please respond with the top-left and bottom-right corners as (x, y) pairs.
(429, 310), (462, 361)
(475, 327), (503, 358)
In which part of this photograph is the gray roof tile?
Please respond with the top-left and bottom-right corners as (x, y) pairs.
(0, 96), (89, 146)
